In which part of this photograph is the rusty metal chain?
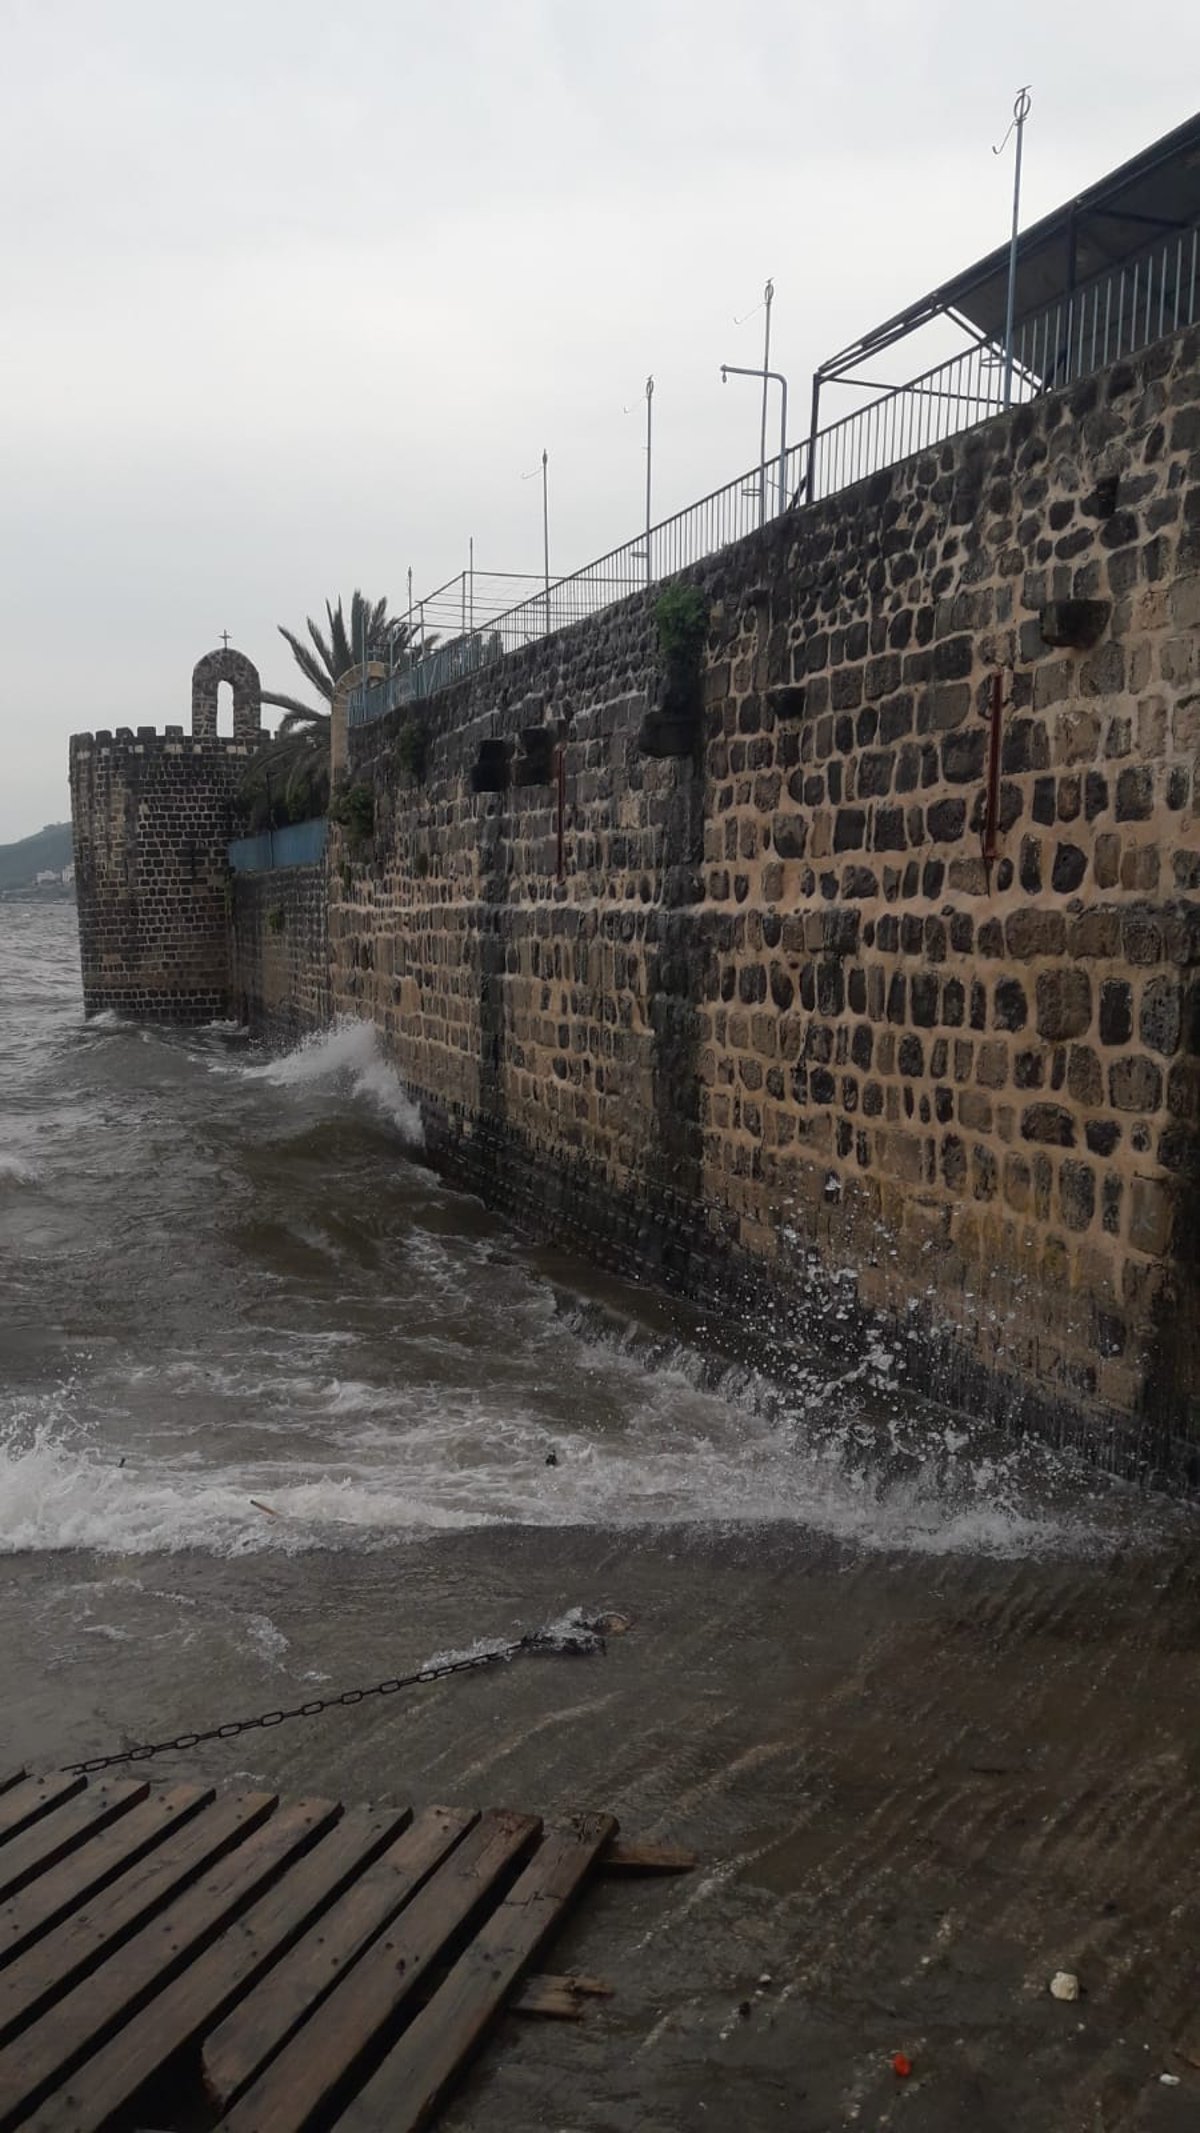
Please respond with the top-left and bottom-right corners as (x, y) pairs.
(63, 1616), (608, 1776)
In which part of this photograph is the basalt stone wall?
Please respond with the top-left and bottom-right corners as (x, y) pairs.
(70, 727), (253, 1022)
(332, 326), (1200, 1475)
(230, 865), (330, 1045)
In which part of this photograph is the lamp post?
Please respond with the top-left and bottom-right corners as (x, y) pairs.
(626, 376), (655, 583)
(522, 451), (551, 635)
(541, 449), (550, 634)
(643, 376), (654, 584)
(758, 278), (774, 526)
(994, 86), (1033, 409)
(720, 363), (789, 521)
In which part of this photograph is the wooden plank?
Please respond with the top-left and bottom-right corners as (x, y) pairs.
(0, 1783), (23, 1802)
(0, 1784), (213, 1972)
(218, 1809), (541, 2133)
(203, 1804), (476, 2113)
(510, 1972), (614, 2018)
(0, 1774), (86, 1847)
(32, 1804), (413, 2133)
(0, 1795), (338, 2133)
(0, 1790), (273, 2046)
(340, 1812), (618, 2133)
(600, 1839), (697, 1875)
(0, 1780), (149, 1904)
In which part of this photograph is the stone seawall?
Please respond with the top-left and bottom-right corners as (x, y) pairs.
(230, 864), (330, 1046)
(69, 727), (252, 1022)
(331, 327), (1200, 1476)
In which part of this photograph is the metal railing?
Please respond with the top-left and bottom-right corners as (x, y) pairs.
(346, 446), (809, 729)
(815, 217), (1200, 495)
(348, 216), (1199, 731)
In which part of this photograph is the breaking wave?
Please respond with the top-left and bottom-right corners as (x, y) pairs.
(0, 1310), (1169, 1564)
(0, 1154), (40, 1189)
(242, 1020), (424, 1143)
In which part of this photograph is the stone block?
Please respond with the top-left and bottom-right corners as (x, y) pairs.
(976, 1041), (1009, 1088)
(1058, 1161), (1096, 1231)
(1128, 1176), (1173, 1256)
(1139, 976), (1182, 1057)
(1099, 981), (1133, 1047)
(1005, 909), (1067, 960)
(941, 729), (986, 783)
(771, 812), (807, 859)
(1050, 842), (1087, 894)
(1036, 969), (1091, 1041)
(1039, 598), (1110, 648)
(1115, 765), (1154, 821)
(1094, 833), (1120, 889)
(1108, 1055), (1164, 1112)
(959, 1088), (994, 1132)
(1021, 1103), (1076, 1146)
(1066, 1045), (1102, 1105)
(833, 808), (866, 851)
(993, 978), (1028, 1032)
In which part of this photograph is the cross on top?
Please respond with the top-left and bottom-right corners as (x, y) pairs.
(220, 630), (231, 650)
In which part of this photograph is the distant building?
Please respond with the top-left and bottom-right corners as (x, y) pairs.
(60, 863), (75, 886)
(34, 870), (58, 885)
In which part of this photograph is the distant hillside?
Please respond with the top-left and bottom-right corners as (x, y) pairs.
(0, 822), (73, 893)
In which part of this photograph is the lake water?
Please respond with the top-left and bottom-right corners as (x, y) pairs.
(1, 899), (1193, 2130)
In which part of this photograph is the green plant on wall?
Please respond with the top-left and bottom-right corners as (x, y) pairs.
(266, 902), (286, 935)
(643, 580), (709, 748)
(654, 582), (709, 664)
(330, 779), (375, 854)
(396, 717), (429, 784)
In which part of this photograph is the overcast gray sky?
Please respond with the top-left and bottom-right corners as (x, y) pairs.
(1, 0), (1196, 840)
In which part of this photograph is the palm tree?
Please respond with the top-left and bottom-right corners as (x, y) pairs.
(241, 592), (427, 827)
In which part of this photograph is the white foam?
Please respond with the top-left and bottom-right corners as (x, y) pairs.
(81, 1009), (133, 1031)
(243, 1020), (424, 1142)
(0, 1155), (40, 1188)
(0, 1372), (1159, 1564)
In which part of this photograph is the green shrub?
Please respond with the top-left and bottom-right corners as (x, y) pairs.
(654, 582), (709, 663)
(396, 717), (429, 783)
(330, 780), (375, 849)
(266, 903), (285, 935)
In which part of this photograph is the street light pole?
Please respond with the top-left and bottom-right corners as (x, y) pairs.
(522, 453), (552, 634)
(721, 362), (789, 520)
(644, 375), (654, 586)
(541, 449), (550, 635)
(758, 279), (774, 526)
(994, 86), (1032, 409)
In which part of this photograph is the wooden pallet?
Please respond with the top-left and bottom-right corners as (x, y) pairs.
(0, 1769), (693, 2131)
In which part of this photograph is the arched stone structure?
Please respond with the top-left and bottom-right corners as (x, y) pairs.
(191, 646), (262, 742)
(330, 661), (385, 784)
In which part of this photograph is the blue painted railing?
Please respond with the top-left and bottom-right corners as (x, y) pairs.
(227, 818), (328, 872)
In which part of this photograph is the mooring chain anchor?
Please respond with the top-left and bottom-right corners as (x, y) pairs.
(60, 1607), (630, 1776)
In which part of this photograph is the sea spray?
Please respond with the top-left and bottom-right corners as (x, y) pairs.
(243, 1019), (424, 1144)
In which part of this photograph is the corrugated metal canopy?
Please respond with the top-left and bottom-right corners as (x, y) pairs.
(822, 107), (1200, 376)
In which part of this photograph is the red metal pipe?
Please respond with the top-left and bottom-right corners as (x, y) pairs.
(982, 670), (1005, 874)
